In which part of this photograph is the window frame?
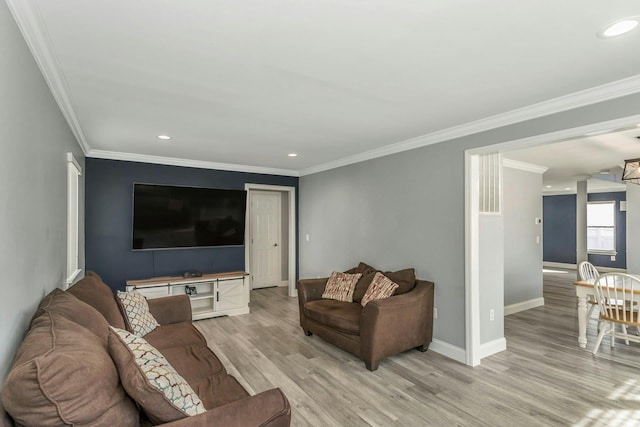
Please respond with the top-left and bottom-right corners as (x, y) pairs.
(586, 200), (617, 256)
(66, 152), (82, 287)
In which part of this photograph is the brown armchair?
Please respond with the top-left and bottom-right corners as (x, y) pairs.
(297, 277), (434, 371)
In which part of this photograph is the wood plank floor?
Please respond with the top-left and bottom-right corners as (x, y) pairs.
(195, 270), (640, 426)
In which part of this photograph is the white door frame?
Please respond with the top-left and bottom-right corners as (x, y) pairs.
(464, 113), (640, 366)
(245, 183), (297, 297)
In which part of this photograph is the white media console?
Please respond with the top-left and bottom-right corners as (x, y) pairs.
(126, 271), (249, 321)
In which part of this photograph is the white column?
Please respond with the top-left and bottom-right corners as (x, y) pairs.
(627, 183), (640, 273)
(576, 180), (588, 279)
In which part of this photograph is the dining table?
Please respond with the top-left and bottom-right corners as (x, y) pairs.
(574, 275), (640, 348)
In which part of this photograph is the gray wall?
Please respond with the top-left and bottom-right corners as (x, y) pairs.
(299, 92), (640, 350)
(504, 166), (543, 306)
(0, 2), (84, 382)
(479, 214), (504, 344)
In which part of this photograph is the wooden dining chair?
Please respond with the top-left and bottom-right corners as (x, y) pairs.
(578, 261), (600, 321)
(592, 273), (640, 355)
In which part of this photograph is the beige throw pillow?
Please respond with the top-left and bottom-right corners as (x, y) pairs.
(322, 271), (362, 302)
(117, 290), (159, 336)
(108, 327), (206, 424)
(361, 272), (399, 307)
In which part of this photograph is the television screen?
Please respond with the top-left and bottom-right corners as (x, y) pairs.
(132, 183), (247, 250)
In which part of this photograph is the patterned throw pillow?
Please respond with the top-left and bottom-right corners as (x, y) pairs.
(108, 327), (206, 423)
(322, 271), (362, 302)
(116, 290), (159, 336)
(361, 272), (399, 307)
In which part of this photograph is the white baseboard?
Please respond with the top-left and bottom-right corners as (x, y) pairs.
(543, 261), (626, 273)
(429, 339), (466, 364)
(278, 280), (288, 287)
(543, 261), (575, 269)
(505, 297), (545, 316)
(479, 337), (507, 359)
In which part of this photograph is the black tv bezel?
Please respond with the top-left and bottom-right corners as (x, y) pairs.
(131, 182), (247, 251)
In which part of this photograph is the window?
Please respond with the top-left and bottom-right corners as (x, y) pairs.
(587, 201), (616, 254)
(66, 153), (82, 287)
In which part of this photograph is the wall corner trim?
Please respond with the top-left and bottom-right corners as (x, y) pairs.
(503, 159), (548, 174)
(430, 339), (466, 364)
(479, 337), (507, 359)
(504, 297), (545, 316)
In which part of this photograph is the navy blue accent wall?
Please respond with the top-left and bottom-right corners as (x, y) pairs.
(543, 192), (626, 269)
(85, 158), (298, 292)
(543, 194), (577, 264)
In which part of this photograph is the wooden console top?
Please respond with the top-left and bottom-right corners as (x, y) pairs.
(126, 271), (248, 287)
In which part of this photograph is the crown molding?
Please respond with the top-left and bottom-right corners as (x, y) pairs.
(503, 159), (548, 174)
(300, 74), (640, 176)
(6, 0), (90, 155)
(87, 149), (300, 177)
(8, 0), (640, 175)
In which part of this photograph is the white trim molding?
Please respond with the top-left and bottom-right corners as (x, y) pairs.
(503, 159), (548, 174)
(300, 75), (640, 176)
(429, 339), (466, 364)
(504, 298), (545, 316)
(89, 150), (299, 177)
(6, 0), (90, 154)
(479, 338), (507, 359)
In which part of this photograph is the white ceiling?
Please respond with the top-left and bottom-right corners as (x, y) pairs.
(504, 126), (640, 194)
(8, 0), (640, 175)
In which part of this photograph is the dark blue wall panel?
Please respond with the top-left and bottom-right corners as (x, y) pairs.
(543, 194), (577, 264)
(85, 158), (298, 291)
(543, 192), (626, 269)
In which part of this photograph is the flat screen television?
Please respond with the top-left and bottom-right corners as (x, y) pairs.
(132, 183), (247, 250)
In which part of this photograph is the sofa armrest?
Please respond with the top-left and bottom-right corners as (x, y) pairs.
(360, 280), (434, 369)
(160, 388), (291, 427)
(147, 295), (193, 325)
(297, 278), (328, 304)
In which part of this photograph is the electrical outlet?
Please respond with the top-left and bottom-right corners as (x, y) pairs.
(305, 233), (310, 242)
(536, 235), (540, 244)
(611, 255), (616, 261)
(489, 309), (495, 321)
(434, 307), (438, 319)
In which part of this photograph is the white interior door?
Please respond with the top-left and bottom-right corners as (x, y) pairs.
(250, 191), (281, 289)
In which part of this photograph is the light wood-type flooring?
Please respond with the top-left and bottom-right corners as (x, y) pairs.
(195, 269), (640, 426)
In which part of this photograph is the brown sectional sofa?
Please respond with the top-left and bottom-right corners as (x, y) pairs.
(1, 272), (291, 427)
(298, 266), (434, 371)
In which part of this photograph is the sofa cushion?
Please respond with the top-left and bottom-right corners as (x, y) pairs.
(384, 268), (416, 295)
(108, 327), (206, 424)
(304, 300), (362, 335)
(117, 290), (160, 336)
(67, 271), (127, 329)
(144, 322), (207, 350)
(190, 374), (250, 410)
(361, 272), (399, 307)
(1, 290), (139, 427)
(345, 261), (377, 275)
(160, 344), (226, 383)
(322, 271), (362, 302)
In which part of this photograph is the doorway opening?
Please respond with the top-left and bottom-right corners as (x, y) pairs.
(465, 114), (640, 366)
(245, 184), (297, 297)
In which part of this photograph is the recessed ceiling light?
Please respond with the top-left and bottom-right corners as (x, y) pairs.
(288, 153), (298, 157)
(564, 187), (571, 190)
(545, 185), (552, 188)
(157, 135), (171, 140)
(600, 18), (639, 38)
